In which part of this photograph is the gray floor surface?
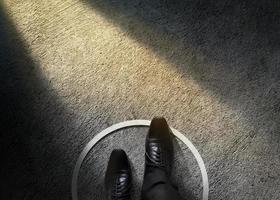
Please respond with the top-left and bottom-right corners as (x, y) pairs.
(1, 0), (280, 199)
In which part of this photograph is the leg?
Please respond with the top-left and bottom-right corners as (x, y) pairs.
(142, 168), (184, 200)
(141, 117), (184, 200)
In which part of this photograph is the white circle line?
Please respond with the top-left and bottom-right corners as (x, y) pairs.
(71, 120), (209, 200)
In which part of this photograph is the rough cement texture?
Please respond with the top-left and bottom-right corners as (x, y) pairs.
(1, 0), (279, 200)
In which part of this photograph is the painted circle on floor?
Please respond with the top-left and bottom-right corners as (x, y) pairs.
(72, 120), (209, 200)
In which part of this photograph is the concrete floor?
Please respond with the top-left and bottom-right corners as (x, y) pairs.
(1, 0), (280, 199)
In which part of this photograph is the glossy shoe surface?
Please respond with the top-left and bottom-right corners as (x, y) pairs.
(105, 149), (132, 200)
(145, 117), (174, 176)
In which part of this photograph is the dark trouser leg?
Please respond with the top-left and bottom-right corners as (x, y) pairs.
(141, 168), (184, 200)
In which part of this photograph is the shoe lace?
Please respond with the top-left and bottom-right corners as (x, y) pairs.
(111, 174), (130, 200)
(146, 143), (166, 168)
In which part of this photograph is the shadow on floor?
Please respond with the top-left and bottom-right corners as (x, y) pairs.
(0, 3), (91, 199)
(83, 0), (280, 141)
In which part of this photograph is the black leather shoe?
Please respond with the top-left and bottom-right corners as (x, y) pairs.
(145, 117), (174, 176)
(105, 149), (132, 200)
